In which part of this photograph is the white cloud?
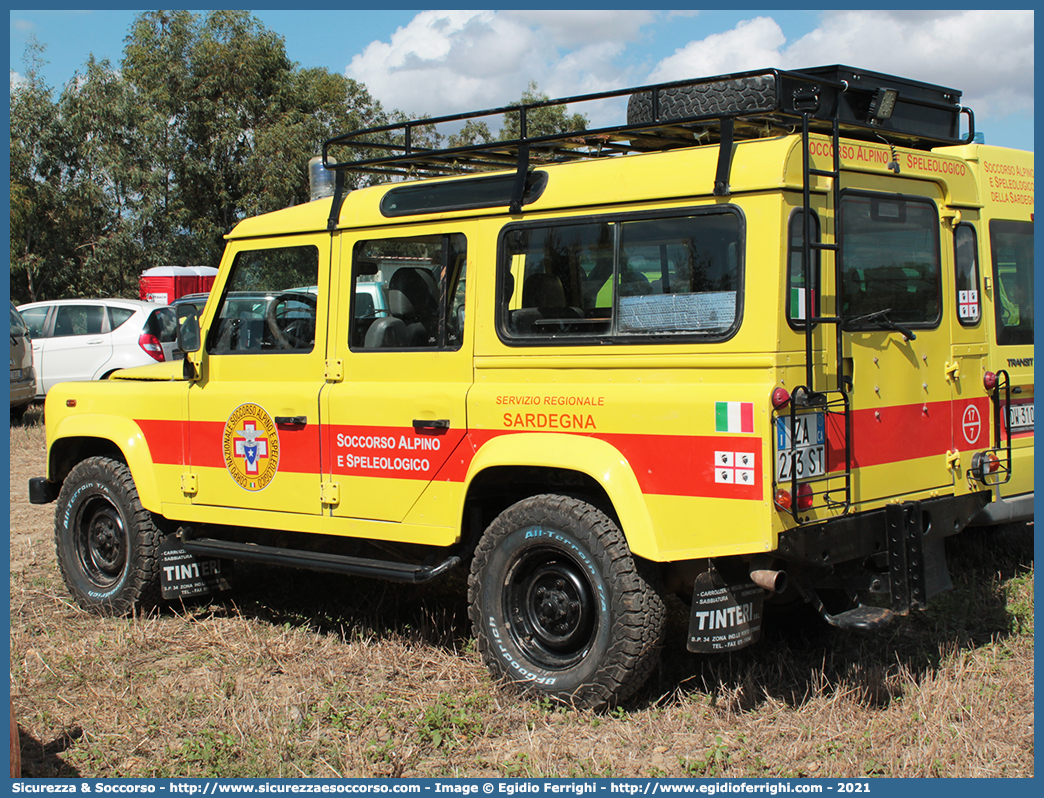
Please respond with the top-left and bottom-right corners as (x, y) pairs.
(648, 17), (787, 82)
(345, 9), (654, 118)
(646, 10), (1033, 121)
(344, 9), (1031, 142)
(10, 70), (25, 90)
(779, 10), (1033, 119)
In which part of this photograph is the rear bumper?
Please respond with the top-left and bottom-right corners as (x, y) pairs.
(971, 492), (1034, 526)
(776, 491), (991, 566)
(10, 377), (36, 407)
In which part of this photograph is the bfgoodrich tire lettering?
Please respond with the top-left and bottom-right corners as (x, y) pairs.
(468, 494), (665, 710)
(54, 456), (161, 615)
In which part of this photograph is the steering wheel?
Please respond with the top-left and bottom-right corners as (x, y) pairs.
(265, 292), (318, 350)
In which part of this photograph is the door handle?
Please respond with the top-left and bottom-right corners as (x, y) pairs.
(274, 416), (308, 426)
(413, 419), (450, 431)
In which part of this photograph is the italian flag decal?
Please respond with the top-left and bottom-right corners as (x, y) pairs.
(715, 401), (754, 434)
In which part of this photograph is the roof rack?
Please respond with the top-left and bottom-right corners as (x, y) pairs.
(322, 65), (974, 183)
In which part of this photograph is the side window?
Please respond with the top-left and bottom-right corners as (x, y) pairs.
(19, 306), (49, 339)
(954, 223), (981, 326)
(840, 194), (941, 328)
(786, 210), (821, 328)
(206, 245), (319, 354)
(108, 306), (136, 331)
(990, 220), (1034, 346)
(500, 210), (742, 343)
(53, 305), (106, 337)
(351, 233), (466, 351)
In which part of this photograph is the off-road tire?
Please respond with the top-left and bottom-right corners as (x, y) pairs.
(626, 75), (777, 127)
(54, 456), (162, 616)
(468, 494), (666, 710)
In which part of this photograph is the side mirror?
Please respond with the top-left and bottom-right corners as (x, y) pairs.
(177, 305), (201, 353)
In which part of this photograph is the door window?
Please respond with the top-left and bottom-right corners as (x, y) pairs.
(206, 245), (320, 354)
(840, 194), (941, 328)
(350, 234), (467, 351)
(53, 305), (107, 337)
(990, 220), (1033, 346)
(18, 306), (48, 339)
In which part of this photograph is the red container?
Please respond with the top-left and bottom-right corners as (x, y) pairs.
(139, 266), (218, 304)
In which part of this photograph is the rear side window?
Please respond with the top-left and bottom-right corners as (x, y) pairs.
(108, 306), (136, 331)
(954, 223), (981, 326)
(499, 209), (742, 343)
(786, 210), (821, 329)
(840, 194), (941, 328)
(991, 219), (1033, 346)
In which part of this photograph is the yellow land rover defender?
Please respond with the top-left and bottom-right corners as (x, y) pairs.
(30, 66), (1033, 709)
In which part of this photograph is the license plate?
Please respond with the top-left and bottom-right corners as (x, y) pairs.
(775, 412), (826, 481)
(1009, 403), (1034, 433)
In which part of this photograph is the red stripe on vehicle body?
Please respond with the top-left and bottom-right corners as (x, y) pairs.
(133, 394), (999, 497)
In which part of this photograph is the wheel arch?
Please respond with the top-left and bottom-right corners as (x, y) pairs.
(47, 415), (162, 512)
(461, 432), (659, 560)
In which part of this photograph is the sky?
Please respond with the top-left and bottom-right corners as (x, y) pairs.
(8, 8), (1036, 152)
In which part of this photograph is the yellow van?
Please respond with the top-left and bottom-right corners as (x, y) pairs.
(30, 66), (1032, 709)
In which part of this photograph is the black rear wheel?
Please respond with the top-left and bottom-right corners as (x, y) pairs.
(468, 494), (665, 710)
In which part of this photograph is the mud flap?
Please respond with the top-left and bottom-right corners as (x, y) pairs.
(686, 561), (764, 653)
(160, 536), (232, 600)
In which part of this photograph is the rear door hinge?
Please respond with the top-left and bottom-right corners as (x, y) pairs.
(945, 449), (961, 471)
(325, 359), (343, 382)
(944, 360), (961, 382)
(181, 473), (198, 496)
(321, 481), (340, 506)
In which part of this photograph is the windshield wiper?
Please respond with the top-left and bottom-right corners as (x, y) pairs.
(842, 308), (917, 340)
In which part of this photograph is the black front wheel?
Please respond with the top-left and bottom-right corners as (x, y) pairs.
(54, 456), (161, 615)
(468, 494), (665, 710)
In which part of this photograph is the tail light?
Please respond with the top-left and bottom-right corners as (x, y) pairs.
(775, 483), (815, 512)
(138, 332), (165, 362)
(796, 483), (814, 510)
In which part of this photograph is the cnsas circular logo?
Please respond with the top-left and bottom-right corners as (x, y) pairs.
(222, 403), (280, 491)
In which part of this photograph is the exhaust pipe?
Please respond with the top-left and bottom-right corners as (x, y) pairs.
(750, 555), (788, 593)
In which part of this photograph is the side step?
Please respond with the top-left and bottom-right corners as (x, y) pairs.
(819, 604), (894, 631)
(797, 583), (895, 631)
(180, 534), (460, 584)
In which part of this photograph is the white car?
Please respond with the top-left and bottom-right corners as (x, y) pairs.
(16, 298), (178, 398)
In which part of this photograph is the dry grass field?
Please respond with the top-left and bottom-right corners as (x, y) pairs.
(9, 405), (1034, 779)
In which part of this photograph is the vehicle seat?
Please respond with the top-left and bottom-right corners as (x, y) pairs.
(511, 273), (582, 335)
(364, 316), (409, 349)
(388, 267), (439, 346)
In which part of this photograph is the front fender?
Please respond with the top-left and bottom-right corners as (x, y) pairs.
(464, 432), (660, 560)
(47, 413), (162, 513)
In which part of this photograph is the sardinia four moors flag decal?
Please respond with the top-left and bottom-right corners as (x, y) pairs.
(715, 401), (754, 434)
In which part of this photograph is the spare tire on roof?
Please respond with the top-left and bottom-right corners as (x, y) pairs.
(626, 74), (779, 149)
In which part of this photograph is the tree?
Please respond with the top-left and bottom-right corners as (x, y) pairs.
(10, 11), (391, 302)
(499, 81), (589, 142)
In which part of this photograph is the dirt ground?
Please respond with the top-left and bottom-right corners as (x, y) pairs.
(8, 406), (1034, 778)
